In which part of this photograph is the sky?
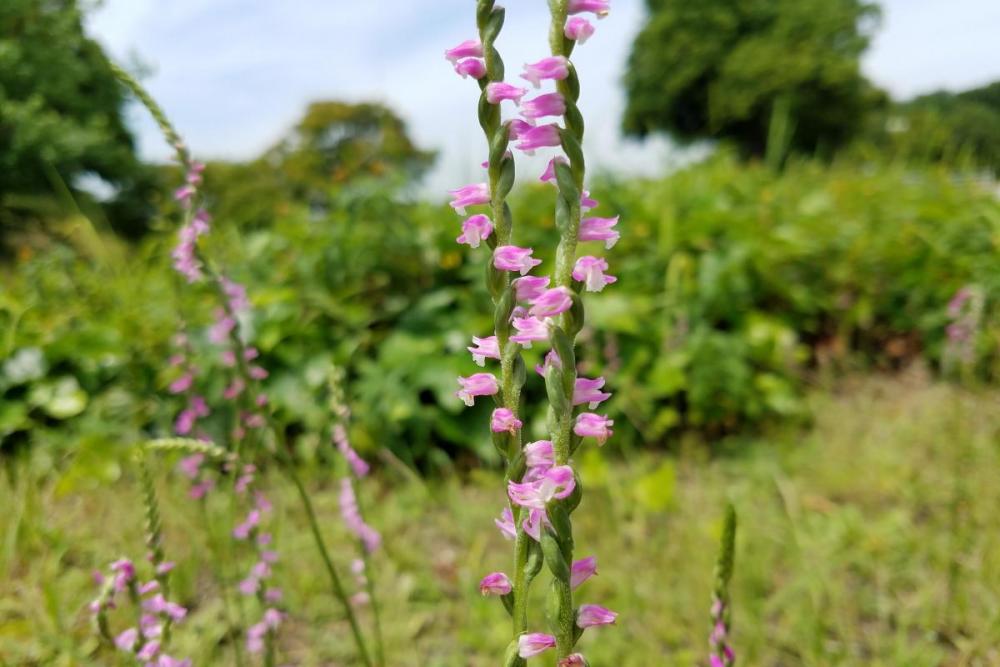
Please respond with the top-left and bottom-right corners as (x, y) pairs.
(86, 0), (1000, 194)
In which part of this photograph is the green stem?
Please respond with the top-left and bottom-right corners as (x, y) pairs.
(199, 500), (248, 667)
(281, 458), (374, 667)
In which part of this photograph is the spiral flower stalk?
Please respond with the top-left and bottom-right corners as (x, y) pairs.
(448, 2), (618, 663)
(709, 504), (738, 667)
(112, 64), (376, 667)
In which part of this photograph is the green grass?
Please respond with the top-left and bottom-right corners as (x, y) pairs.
(2, 373), (1000, 665)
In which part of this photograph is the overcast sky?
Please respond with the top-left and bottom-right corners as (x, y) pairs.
(87, 0), (1000, 193)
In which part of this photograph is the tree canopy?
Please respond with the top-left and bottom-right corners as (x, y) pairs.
(0, 0), (150, 238)
(623, 0), (886, 158)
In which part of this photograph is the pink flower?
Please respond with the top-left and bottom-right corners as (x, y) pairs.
(448, 183), (490, 215)
(518, 633), (557, 658)
(479, 572), (513, 596)
(535, 349), (563, 376)
(574, 377), (611, 408)
(524, 440), (554, 469)
(137, 640), (160, 661)
(522, 508), (550, 541)
(529, 286), (573, 318)
(339, 478), (381, 553)
(511, 316), (550, 347)
(455, 372), (500, 406)
(521, 56), (570, 88)
(486, 82), (528, 105)
(494, 246), (542, 275)
(580, 216), (620, 248)
(572, 256), (617, 292)
(571, 556), (598, 589)
(508, 465), (576, 509)
(581, 191), (599, 211)
(171, 210), (210, 282)
(468, 335), (500, 366)
(177, 453), (204, 480)
(513, 275), (551, 301)
(138, 580), (160, 595)
(521, 93), (566, 122)
(223, 378), (245, 400)
(495, 507), (517, 540)
(540, 156), (568, 184)
(514, 123), (562, 154)
(568, 0), (610, 18)
(445, 39), (483, 64)
(168, 373), (193, 394)
(249, 365), (268, 380)
(457, 214), (493, 248)
(209, 312), (235, 344)
(239, 577), (259, 596)
(577, 604), (617, 627)
(508, 119), (534, 141)
(115, 627), (138, 652)
(559, 655), (588, 667)
(233, 509), (260, 539)
(491, 407), (523, 434)
(454, 58), (487, 79)
(565, 17), (596, 43)
(574, 413), (613, 445)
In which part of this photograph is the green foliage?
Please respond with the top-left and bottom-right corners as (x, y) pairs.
(623, 0), (886, 157)
(859, 81), (1000, 174)
(0, 0), (153, 241)
(3, 157), (999, 469)
(197, 101), (437, 229)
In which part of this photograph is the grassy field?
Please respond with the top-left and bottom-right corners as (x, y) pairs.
(2, 372), (999, 666)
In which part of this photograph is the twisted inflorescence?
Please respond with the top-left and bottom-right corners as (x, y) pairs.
(447, 1), (618, 663)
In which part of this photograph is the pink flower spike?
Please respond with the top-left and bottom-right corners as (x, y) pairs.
(540, 156), (568, 184)
(511, 316), (550, 348)
(448, 183), (490, 215)
(521, 56), (570, 88)
(455, 372), (500, 406)
(524, 440), (554, 469)
(457, 214), (493, 248)
(491, 408), (523, 434)
(574, 412), (614, 445)
(454, 58), (487, 79)
(529, 286), (573, 319)
(479, 572), (513, 596)
(577, 604), (618, 628)
(568, 0), (610, 18)
(513, 275), (551, 301)
(494, 245), (542, 275)
(571, 556), (598, 589)
(580, 216), (620, 248)
(513, 123), (562, 154)
(445, 38), (483, 64)
(572, 256), (617, 292)
(565, 17), (596, 43)
(486, 82), (528, 105)
(495, 507), (517, 540)
(518, 633), (557, 658)
(521, 93), (566, 122)
(468, 335), (500, 366)
(574, 377), (611, 408)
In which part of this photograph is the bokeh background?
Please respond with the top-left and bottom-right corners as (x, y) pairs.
(2, 1), (1000, 665)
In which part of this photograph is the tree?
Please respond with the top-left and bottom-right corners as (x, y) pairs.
(0, 0), (152, 240)
(201, 101), (436, 227)
(623, 0), (886, 158)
